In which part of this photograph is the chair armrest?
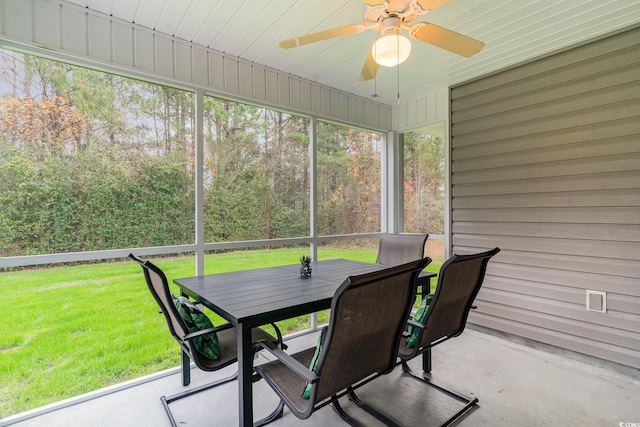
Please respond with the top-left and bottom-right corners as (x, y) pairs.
(268, 322), (285, 347)
(183, 322), (234, 341)
(403, 319), (425, 337)
(406, 319), (425, 330)
(254, 341), (319, 384)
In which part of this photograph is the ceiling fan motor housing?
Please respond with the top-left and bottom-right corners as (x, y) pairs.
(381, 15), (402, 35)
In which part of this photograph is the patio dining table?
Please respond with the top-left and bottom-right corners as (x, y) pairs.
(174, 258), (435, 427)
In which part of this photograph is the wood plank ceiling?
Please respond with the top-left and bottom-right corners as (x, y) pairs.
(62, 0), (640, 106)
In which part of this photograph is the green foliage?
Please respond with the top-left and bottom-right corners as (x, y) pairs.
(0, 143), (193, 255)
(300, 255), (311, 266)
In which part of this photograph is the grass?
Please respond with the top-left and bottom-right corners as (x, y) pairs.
(0, 247), (441, 417)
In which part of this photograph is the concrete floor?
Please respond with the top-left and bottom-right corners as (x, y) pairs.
(2, 326), (639, 427)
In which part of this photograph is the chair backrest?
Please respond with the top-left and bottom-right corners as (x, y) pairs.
(376, 233), (429, 266)
(312, 257), (431, 402)
(400, 247), (500, 359)
(129, 254), (191, 347)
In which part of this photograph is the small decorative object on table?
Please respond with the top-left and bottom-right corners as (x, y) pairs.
(300, 255), (312, 277)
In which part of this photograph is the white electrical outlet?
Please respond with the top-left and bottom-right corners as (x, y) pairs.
(586, 290), (606, 313)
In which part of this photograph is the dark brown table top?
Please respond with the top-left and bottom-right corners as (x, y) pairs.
(174, 259), (436, 327)
(174, 259), (396, 327)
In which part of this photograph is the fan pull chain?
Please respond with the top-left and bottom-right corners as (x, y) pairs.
(373, 72), (379, 98)
(397, 62), (400, 104)
(371, 22), (383, 99)
(397, 34), (401, 105)
(371, 58), (379, 99)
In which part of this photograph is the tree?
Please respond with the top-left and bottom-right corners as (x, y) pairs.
(202, 97), (310, 242)
(403, 131), (444, 234)
(0, 95), (85, 157)
(316, 122), (381, 236)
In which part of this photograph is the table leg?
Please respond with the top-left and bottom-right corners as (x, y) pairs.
(237, 322), (253, 427)
(180, 289), (191, 386)
(423, 348), (432, 373)
(181, 349), (191, 386)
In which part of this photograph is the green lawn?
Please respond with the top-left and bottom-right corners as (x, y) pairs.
(0, 248), (441, 416)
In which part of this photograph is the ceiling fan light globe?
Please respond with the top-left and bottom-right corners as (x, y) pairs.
(372, 34), (411, 67)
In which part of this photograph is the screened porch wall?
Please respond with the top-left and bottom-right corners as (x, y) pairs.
(3, 0), (639, 372)
(0, 0), (391, 132)
(449, 25), (640, 368)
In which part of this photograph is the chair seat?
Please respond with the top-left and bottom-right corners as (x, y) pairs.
(397, 339), (412, 359)
(257, 348), (315, 414)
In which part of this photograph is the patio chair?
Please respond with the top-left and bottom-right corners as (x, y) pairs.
(376, 233), (429, 266)
(253, 257), (432, 425)
(129, 253), (285, 427)
(376, 233), (430, 297)
(347, 247), (500, 427)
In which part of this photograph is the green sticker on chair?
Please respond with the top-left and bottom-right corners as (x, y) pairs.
(172, 295), (222, 361)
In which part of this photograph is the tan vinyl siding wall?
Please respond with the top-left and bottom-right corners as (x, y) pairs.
(449, 26), (640, 368)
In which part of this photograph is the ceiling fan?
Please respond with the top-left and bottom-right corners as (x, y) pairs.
(279, 0), (484, 81)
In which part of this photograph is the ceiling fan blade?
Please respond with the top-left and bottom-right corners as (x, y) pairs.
(410, 22), (484, 57)
(279, 24), (366, 49)
(358, 47), (380, 81)
(415, 0), (451, 11)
